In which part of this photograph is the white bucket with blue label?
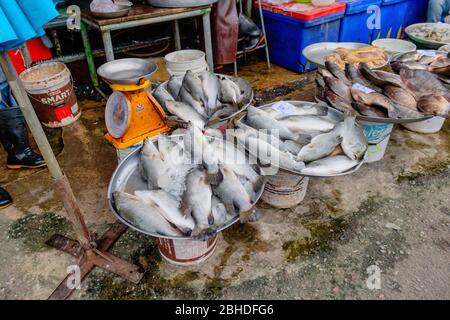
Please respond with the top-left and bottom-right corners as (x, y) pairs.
(116, 141), (144, 164)
(359, 120), (394, 163)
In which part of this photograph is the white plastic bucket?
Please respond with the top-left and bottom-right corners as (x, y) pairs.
(401, 116), (446, 134)
(157, 235), (218, 266)
(261, 170), (309, 209)
(164, 50), (208, 76)
(20, 62), (80, 128)
(359, 120), (394, 163)
(116, 142), (143, 164)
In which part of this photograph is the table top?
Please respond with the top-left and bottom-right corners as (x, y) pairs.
(82, 4), (211, 27)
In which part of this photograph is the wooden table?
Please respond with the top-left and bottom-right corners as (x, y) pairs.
(81, 4), (214, 70)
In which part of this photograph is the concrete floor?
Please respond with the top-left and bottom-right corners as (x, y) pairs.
(0, 59), (448, 300)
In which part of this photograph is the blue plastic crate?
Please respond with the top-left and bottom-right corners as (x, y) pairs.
(262, 10), (345, 73)
(404, 0), (429, 26)
(373, 0), (409, 40)
(338, 0), (382, 44)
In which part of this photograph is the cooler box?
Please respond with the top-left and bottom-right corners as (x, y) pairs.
(373, 0), (408, 40)
(338, 0), (382, 43)
(404, 0), (429, 26)
(261, 2), (346, 73)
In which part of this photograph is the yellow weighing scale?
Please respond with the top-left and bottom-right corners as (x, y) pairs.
(98, 58), (170, 149)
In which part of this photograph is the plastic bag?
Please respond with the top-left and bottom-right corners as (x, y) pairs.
(90, 0), (120, 13)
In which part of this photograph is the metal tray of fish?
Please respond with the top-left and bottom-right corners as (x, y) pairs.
(235, 101), (368, 178)
(159, 74), (253, 126)
(107, 135), (266, 240)
(405, 23), (450, 49)
(302, 42), (388, 69)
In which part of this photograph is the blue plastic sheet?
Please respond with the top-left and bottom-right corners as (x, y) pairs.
(0, 0), (59, 51)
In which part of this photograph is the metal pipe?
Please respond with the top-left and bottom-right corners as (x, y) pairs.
(173, 20), (181, 50)
(202, 11), (214, 71)
(101, 30), (115, 61)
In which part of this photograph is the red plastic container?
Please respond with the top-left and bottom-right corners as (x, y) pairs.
(7, 38), (52, 74)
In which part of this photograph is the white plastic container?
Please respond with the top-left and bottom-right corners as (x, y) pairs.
(359, 120), (394, 163)
(157, 235), (218, 266)
(261, 170), (309, 209)
(116, 142), (143, 164)
(401, 116), (446, 134)
(372, 38), (416, 56)
(164, 50), (208, 76)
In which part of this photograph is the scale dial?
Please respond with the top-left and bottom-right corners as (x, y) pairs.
(105, 91), (131, 138)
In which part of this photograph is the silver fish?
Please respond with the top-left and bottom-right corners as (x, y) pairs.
(301, 155), (359, 175)
(341, 112), (367, 160)
(234, 129), (306, 172)
(201, 72), (221, 116)
(183, 169), (214, 233)
(166, 101), (206, 129)
(178, 86), (208, 118)
(261, 102), (329, 119)
(157, 134), (194, 201)
(246, 106), (307, 142)
(211, 195), (228, 226)
(135, 190), (195, 235)
(153, 84), (174, 111)
(208, 104), (238, 124)
(214, 164), (256, 222)
(167, 75), (183, 98)
(139, 138), (166, 189)
(325, 61), (352, 86)
(278, 115), (336, 134)
(220, 77), (242, 105)
(182, 70), (207, 106)
(297, 123), (343, 162)
(113, 191), (182, 237)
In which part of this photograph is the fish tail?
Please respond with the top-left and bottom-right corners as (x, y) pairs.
(191, 224), (220, 241)
(239, 207), (260, 223)
(314, 102), (330, 116)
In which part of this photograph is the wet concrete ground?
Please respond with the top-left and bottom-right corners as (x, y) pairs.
(0, 58), (448, 300)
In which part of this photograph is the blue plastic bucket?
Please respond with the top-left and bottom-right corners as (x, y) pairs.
(373, 0), (409, 40)
(403, 0), (429, 26)
(262, 10), (345, 73)
(338, 0), (382, 43)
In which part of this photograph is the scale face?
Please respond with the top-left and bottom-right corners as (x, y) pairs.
(105, 91), (131, 139)
(104, 83), (170, 149)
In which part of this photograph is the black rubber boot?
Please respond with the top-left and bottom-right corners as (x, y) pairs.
(239, 14), (262, 38)
(0, 187), (12, 209)
(0, 107), (46, 169)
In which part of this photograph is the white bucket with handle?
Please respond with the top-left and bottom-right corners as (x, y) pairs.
(261, 170), (309, 209)
(164, 49), (208, 76)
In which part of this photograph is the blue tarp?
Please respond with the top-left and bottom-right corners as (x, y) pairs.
(0, 0), (59, 51)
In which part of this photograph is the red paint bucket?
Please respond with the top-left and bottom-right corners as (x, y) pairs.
(157, 235), (218, 266)
(20, 62), (80, 128)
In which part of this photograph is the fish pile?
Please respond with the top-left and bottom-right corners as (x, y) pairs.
(316, 61), (450, 119)
(233, 103), (368, 176)
(153, 70), (248, 129)
(408, 23), (450, 43)
(113, 125), (264, 238)
(326, 46), (388, 70)
(391, 50), (450, 86)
